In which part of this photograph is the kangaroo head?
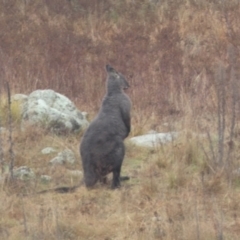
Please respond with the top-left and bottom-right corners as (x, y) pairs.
(106, 65), (130, 91)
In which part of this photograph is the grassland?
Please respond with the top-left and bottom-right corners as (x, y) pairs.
(1, 0), (240, 239)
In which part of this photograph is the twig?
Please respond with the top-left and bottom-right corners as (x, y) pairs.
(194, 197), (200, 240)
(200, 142), (216, 174)
(55, 203), (61, 240)
(206, 131), (216, 164)
(225, 66), (237, 165)
(21, 194), (29, 237)
(0, 93), (4, 174)
(6, 81), (15, 180)
(215, 64), (226, 167)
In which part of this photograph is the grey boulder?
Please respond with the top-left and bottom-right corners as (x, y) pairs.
(21, 89), (89, 134)
(129, 132), (178, 147)
(50, 149), (76, 165)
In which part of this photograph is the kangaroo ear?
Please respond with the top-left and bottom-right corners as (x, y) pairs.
(106, 64), (116, 73)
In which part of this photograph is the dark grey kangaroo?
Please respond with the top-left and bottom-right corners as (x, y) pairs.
(80, 65), (131, 189)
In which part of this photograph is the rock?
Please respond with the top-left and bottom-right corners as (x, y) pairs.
(11, 94), (28, 103)
(129, 132), (178, 147)
(40, 175), (52, 183)
(41, 147), (57, 155)
(50, 149), (76, 165)
(21, 89), (89, 134)
(13, 166), (35, 180)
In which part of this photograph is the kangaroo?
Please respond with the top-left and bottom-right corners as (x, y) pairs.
(80, 65), (131, 189)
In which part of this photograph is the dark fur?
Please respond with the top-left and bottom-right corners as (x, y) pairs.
(80, 65), (131, 189)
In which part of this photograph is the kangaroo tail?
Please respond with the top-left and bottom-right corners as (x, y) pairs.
(120, 176), (130, 181)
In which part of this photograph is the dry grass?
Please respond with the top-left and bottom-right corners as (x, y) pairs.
(1, 0), (240, 239)
(0, 126), (240, 239)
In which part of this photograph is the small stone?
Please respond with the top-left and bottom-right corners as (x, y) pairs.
(40, 175), (52, 183)
(13, 166), (35, 180)
(41, 147), (57, 155)
(50, 149), (76, 165)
